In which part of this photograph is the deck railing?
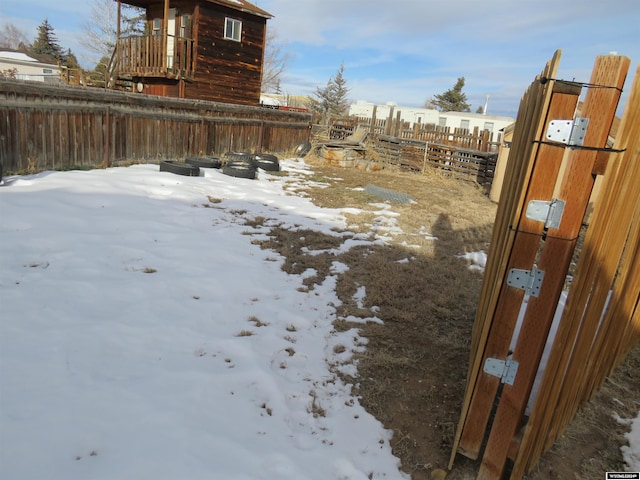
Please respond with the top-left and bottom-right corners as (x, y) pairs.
(115, 35), (194, 79)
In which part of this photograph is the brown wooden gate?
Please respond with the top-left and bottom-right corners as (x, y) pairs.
(449, 50), (639, 479)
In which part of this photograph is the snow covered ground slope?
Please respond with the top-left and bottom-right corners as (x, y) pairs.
(0, 161), (408, 480)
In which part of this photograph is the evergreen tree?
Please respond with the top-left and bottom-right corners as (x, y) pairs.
(308, 63), (350, 121)
(428, 77), (471, 112)
(30, 19), (63, 60)
(63, 49), (81, 70)
(88, 55), (111, 87)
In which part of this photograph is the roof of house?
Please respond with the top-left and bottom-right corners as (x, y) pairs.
(442, 111), (515, 122)
(0, 49), (61, 68)
(118, 0), (272, 18)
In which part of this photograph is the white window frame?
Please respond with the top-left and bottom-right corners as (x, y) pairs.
(460, 119), (470, 130)
(224, 17), (242, 42)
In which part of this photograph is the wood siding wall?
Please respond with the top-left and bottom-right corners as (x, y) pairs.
(0, 80), (311, 173)
(185, 3), (265, 105)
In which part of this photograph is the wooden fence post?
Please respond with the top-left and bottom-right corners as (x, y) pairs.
(384, 105), (394, 135)
(103, 106), (111, 167)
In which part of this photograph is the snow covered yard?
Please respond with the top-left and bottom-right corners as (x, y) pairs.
(1, 159), (638, 479)
(0, 161), (409, 480)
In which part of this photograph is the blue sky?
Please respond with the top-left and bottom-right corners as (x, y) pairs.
(1, 0), (639, 117)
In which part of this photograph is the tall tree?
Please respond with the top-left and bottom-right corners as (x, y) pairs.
(308, 63), (350, 120)
(427, 77), (471, 112)
(261, 28), (290, 93)
(80, 0), (145, 63)
(0, 23), (29, 50)
(30, 19), (63, 60)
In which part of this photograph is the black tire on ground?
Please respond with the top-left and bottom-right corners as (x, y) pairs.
(185, 156), (222, 169)
(159, 161), (200, 176)
(222, 161), (256, 179)
(225, 152), (254, 163)
(295, 141), (312, 157)
(252, 153), (280, 172)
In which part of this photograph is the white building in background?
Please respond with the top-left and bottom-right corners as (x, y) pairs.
(348, 100), (515, 137)
(0, 51), (62, 83)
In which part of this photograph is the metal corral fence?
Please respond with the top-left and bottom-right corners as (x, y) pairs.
(0, 79), (312, 173)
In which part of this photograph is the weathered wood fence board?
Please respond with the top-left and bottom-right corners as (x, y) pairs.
(368, 135), (498, 187)
(0, 79), (311, 173)
(322, 118), (500, 187)
(336, 118), (502, 152)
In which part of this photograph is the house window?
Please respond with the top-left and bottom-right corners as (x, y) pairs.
(152, 18), (161, 35)
(438, 117), (446, 127)
(180, 15), (192, 38)
(483, 122), (494, 132)
(460, 119), (470, 130)
(224, 17), (242, 42)
(43, 69), (53, 74)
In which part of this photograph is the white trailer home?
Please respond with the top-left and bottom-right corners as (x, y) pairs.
(0, 51), (63, 84)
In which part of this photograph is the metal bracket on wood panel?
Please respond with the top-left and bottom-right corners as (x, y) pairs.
(507, 267), (545, 297)
(526, 199), (565, 229)
(484, 355), (519, 385)
(545, 117), (589, 146)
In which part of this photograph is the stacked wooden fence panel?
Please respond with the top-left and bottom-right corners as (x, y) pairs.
(449, 51), (638, 480)
(513, 63), (640, 478)
(326, 117), (501, 187)
(476, 54), (629, 480)
(0, 79), (311, 173)
(450, 50), (565, 467)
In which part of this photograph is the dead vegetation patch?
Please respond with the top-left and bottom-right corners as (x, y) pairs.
(249, 160), (639, 479)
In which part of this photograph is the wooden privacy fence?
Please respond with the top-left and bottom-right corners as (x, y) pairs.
(0, 79), (312, 173)
(449, 51), (639, 479)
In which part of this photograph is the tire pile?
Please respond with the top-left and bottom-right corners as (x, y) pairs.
(222, 152), (279, 180)
(159, 152), (279, 179)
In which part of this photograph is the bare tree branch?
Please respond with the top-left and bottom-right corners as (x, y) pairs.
(261, 28), (291, 94)
(0, 23), (29, 50)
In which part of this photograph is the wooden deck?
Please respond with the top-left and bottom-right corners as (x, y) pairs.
(115, 35), (195, 80)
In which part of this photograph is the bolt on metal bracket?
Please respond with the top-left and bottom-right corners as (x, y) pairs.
(526, 198), (566, 229)
(546, 117), (589, 146)
(507, 266), (545, 297)
(484, 355), (519, 385)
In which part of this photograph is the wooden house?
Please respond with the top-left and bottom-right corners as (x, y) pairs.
(110, 0), (272, 105)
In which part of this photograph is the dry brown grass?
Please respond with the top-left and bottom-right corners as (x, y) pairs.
(248, 160), (639, 480)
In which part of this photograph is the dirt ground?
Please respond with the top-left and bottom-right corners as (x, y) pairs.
(255, 159), (639, 480)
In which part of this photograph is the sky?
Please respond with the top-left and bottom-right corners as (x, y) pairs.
(1, 0), (639, 116)
(1, 158), (639, 476)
